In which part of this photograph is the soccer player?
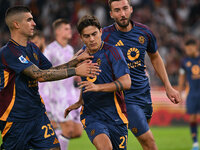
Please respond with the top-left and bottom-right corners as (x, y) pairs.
(178, 39), (200, 150)
(0, 6), (100, 150)
(101, 0), (182, 150)
(30, 30), (46, 53)
(39, 18), (83, 150)
(65, 15), (131, 150)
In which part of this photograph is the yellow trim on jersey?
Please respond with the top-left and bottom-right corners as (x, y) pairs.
(3, 70), (9, 88)
(114, 92), (128, 124)
(10, 39), (19, 46)
(0, 84), (16, 121)
(99, 41), (104, 50)
(1, 122), (13, 138)
(80, 106), (84, 115)
(40, 96), (45, 105)
(81, 118), (86, 128)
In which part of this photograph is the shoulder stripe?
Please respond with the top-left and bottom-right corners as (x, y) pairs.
(110, 46), (121, 60)
(103, 33), (111, 42)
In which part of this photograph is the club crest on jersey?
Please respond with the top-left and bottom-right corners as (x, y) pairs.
(97, 58), (101, 66)
(91, 129), (95, 136)
(138, 36), (145, 44)
(186, 61), (192, 67)
(18, 55), (28, 64)
(33, 53), (38, 61)
(132, 127), (138, 134)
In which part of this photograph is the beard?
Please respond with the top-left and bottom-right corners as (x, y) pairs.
(115, 17), (131, 28)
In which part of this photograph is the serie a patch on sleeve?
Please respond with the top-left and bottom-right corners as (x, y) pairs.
(18, 55), (28, 64)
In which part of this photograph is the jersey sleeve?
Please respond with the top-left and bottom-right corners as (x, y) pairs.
(146, 30), (158, 53)
(37, 49), (52, 70)
(3, 47), (33, 74)
(108, 46), (130, 79)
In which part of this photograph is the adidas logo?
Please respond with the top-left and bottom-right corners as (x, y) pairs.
(115, 40), (124, 46)
(53, 137), (59, 144)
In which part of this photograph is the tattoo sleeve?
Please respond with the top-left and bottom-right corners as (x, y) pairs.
(22, 64), (76, 82)
(116, 80), (124, 91)
(51, 58), (79, 69)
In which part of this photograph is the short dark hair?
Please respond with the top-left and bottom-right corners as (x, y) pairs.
(77, 15), (101, 34)
(108, 0), (131, 9)
(185, 39), (197, 46)
(5, 6), (31, 28)
(52, 18), (69, 31)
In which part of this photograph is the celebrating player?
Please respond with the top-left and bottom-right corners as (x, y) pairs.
(101, 0), (182, 150)
(65, 15), (131, 150)
(0, 6), (100, 150)
(178, 39), (200, 150)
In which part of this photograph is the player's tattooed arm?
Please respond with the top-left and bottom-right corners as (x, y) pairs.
(79, 74), (131, 93)
(51, 58), (79, 69)
(51, 49), (93, 69)
(22, 62), (101, 82)
(22, 64), (76, 82)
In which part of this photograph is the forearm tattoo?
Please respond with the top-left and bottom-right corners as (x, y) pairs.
(67, 68), (76, 77)
(52, 58), (79, 69)
(116, 80), (124, 90)
(23, 64), (76, 82)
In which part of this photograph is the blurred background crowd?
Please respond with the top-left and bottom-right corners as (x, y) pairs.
(0, 0), (200, 86)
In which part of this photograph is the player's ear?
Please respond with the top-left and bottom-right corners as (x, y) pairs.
(110, 11), (113, 19)
(130, 6), (133, 13)
(13, 21), (20, 29)
(99, 28), (102, 36)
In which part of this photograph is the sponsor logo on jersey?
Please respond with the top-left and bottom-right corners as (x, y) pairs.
(115, 40), (124, 46)
(18, 55), (28, 64)
(127, 48), (140, 61)
(53, 137), (59, 144)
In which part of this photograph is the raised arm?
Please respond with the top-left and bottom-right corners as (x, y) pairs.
(79, 74), (131, 93)
(22, 61), (101, 82)
(51, 49), (93, 69)
(148, 51), (181, 104)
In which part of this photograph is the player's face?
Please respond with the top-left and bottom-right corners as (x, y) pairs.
(110, 0), (133, 28)
(80, 26), (102, 53)
(18, 12), (36, 37)
(57, 24), (72, 40)
(185, 44), (198, 57)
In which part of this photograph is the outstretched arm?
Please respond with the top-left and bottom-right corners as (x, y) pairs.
(79, 74), (131, 93)
(148, 51), (181, 104)
(51, 49), (92, 69)
(22, 61), (101, 82)
(64, 91), (83, 118)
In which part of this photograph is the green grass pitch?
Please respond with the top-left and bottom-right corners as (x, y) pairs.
(0, 126), (197, 150)
(68, 126), (195, 150)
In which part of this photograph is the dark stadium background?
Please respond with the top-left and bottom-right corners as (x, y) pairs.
(0, 0), (200, 149)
